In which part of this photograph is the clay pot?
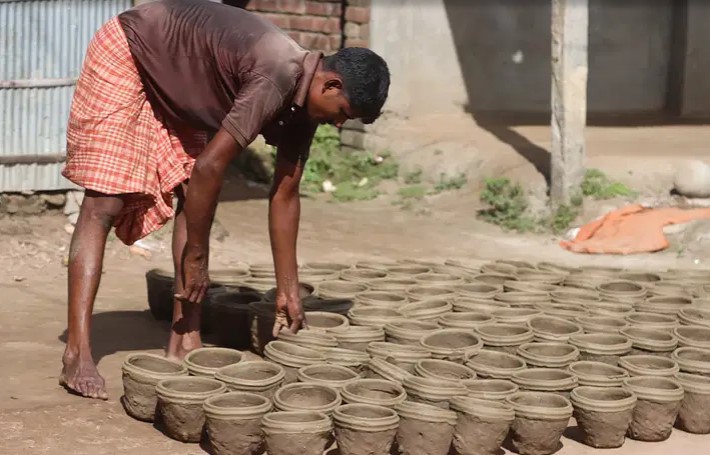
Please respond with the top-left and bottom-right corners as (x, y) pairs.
(368, 278), (418, 292)
(398, 298), (454, 321)
(146, 268), (178, 321)
(650, 280), (694, 298)
(463, 378), (519, 401)
(597, 280), (647, 304)
(241, 277), (277, 293)
(619, 271), (661, 284)
(492, 308), (542, 325)
(354, 291), (408, 309)
(516, 342), (580, 368)
(674, 372), (710, 434)
(366, 342), (432, 372)
(455, 283), (501, 300)
(420, 329), (483, 363)
(209, 291), (262, 349)
(347, 307), (401, 328)
(262, 283), (316, 304)
(406, 286), (457, 303)
(415, 359), (477, 383)
(303, 311), (350, 334)
(203, 391), (272, 455)
(624, 376), (684, 442)
(340, 268), (387, 283)
(323, 347), (370, 373)
(384, 320), (440, 346)
(536, 302), (589, 321)
(297, 363), (361, 389)
(302, 262), (351, 272)
(356, 260), (398, 271)
(367, 358), (412, 383)
(385, 264), (432, 277)
(465, 349), (527, 379)
(215, 361), (285, 398)
(511, 368), (578, 398)
(273, 382), (342, 415)
(637, 296), (693, 315)
(438, 311), (495, 329)
(249, 263), (274, 276)
(618, 355), (680, 377)
(414, 272), (465, 287)
(620, 327), (678, 357)
(277, 329), (339, 351)
(402, 375), (468, 409)
(184, 347), (243, 378)
(576, 315), (629, 334)
(537, 262), (578, 274)
(569, 333), (632, 366)
(317, 281), (369, 300)
(504, 280), (558, 294)
(505, 392), (573, 455)
(334, 326), (385, 352)
(568, 361), (629, 387)
(263, 341), (327, 384)
(494, 292), (550, 308)
(474, 273), (517, 286)
(527, 316), (583, 343)
(156, 377), (227, 443)
(333, 404), (400, 455)
(570, 386), (637, 448)
(452, 297), (507, 313)
(395, 401), (457, 455)
(625, 312), (679, 332)
(551, 288), (601, 305)
(516, 268), (566, 285)
(298, 268), (341, 283)
(261, 411), (333, 455)
(121, 353), (188, 422)
(340, 378), (407, 408)
(475, 323), (534, 354)
(674, 325), (710, 349)
(672, 346), (710, 376)
(481, 262), (518, 275)
(678, 307), (710, 328)
(450, 396), (514, 455)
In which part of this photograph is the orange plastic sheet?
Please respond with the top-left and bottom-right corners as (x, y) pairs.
(560, 204), (710, 255)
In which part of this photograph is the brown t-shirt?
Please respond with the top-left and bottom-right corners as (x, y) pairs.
(118, 0), (320, 149)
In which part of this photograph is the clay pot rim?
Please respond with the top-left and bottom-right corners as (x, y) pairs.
(462, 378), (519, 398)
(439, 311), (495, 324)
(671, 347), (710, 374)
(203, 391), (273, 418)
(618, 355), (680, 377)
(527, 316), (584, 341)
(334, 326), (385, 342)
(398, 298), (454, 318)
(516, 342), (580, 367)
(368, 277), (418, 290)
(673, 326), (710, 348)
(674, 372), (710, 393)
(569, 334), (632, 355)
(261, 411), (333, 434)
(452, 298), (507, 313)
(385, 264), (432, 275)
(570, 386), (637, 412)
(504, 280), (559, 293)
(264, 341), (327, 368)
(355, 260), (399, 271)
(473, 273), (518, 285)
(505, 391), (573, 420)
(511, 368), (578, 391)
(420, 329), (484, 356)
(395, 400), (457, 424)
(625, 312), (678, 326)
(215, 360), (285, 387)
(455, 282), (502, 293)
(403, 375), (468, 399)
(301, 262), (352, 272)
(156, 376), (227, 403)
(324, 347), (370, 363)
(414, 272), (465, 283)
(576, 315), (629, 329)
(385, 319), (440, 333)
(537, 262), (579, 274)
(465, 349), (527, 379)
(367, 358), (412, 383)
(475, 323), (535, 346)
(297, 363), (360, 387)
(183, 347), (244, 377)
(619, 327), (678, 352)
(355, 290), (408, 303)
(623, 376), (684, 402)
(597, 279), (647, 295)
(414, 359), (478, 382)
(367, 341), (430, 358)
(333, 403), (400, 431)
(121, 352), (188, 381)
(304, 311), (350, 333)
(450, 395), (515, 421)
(678, 308), (710, 328)
(273, 382), (342, 413)
(619, 272), (662, 283)
(491, 308), (543, 324)
(568, 361), (629, 382)
(277, 330), (339, 349)
(405, 287), (457, 301)
(317, 280), (369, 293)
(340, 269), (388, 283)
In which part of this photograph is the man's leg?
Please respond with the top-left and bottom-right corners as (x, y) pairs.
(166, 183), (202, 360)
(60, 190), (125, 400)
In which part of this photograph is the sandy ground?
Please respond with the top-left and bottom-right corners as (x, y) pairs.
(1, 123), (709, 454)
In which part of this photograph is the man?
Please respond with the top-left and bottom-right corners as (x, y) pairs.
(60, 0), (390, 400)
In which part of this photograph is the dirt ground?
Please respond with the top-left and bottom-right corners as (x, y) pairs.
(1, 123), (709, 454)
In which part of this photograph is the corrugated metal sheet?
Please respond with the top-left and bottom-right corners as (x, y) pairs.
(0, 0), (132, 192)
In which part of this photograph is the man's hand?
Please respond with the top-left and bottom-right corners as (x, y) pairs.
(176, 249), (210, 304)
(272, 293), (307, 337)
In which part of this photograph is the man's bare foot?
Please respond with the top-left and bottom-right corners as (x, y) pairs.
(166, 331), (202, 362)
(60, 349), (108, 400)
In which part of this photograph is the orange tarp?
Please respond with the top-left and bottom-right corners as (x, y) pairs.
(560, 204), (710, 255)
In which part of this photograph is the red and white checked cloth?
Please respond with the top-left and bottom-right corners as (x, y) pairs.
(62, 17), (207, 245)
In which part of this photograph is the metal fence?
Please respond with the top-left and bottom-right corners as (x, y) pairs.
(0, 0), (132, 192)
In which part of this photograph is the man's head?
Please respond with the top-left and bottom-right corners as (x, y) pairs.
(306, 47), (390, 127)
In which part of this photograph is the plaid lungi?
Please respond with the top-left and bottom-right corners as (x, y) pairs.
(62, 17), (208, 245)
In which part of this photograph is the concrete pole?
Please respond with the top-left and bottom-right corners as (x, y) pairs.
(550, 0), (588, 206)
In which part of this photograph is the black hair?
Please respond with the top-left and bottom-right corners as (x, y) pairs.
(322, 47), (390, 124)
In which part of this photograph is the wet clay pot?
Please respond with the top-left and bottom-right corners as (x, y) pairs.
(340, 268), (387, 283)
(334, 326), (385, 352)
(450, 396), (514, 455)
(414, 272), (465, 287)
(455, 282), (502, 300)
(474, 273), (518, 286)
(576, 315), (629, 334)
(678, 307), (710, 328)
(297, 363), (361, 390)
(366, 358), (412, 384)
(625, 312), (679, 332)
(366, 342), (432, 373)
(215, 360), (285, 399)
(618, 271), (661, 284)
(674, 372), (710, 434)
(438, 311), (495, 329)
(465, 349), (527, 379)
(597, 280), (647, 304)
(569, 333), (632, 366)
(385, 264), (432, 277)
(637, 296), (693, 315)
(474, 323), (534, 355)
(317, 280), (369, 300)
(452, 297), (507, 313)
(504, 279), (558, 294)
(674, 325), (710, 350)
(347, 307), (402, 328)
(494, 292), (550, 308)
(420, 329), (483, 363)
(618, 355), (679, 377)
(414, 359), (477, 383)
(492, 308), (542, 325)
(463, 379), (519, 402)
(273, 382), (342, 415)
(536, 262), (578, 274)
(672, 346), (710, 376)
(406, 286), (457, 303)
(536, 302), (589, 322)
(263, 341), (327, 384)
(585, 301), (635, 318)
(568, 361), (629, 387)
(277, 329), (339, 351)
(303, 311), (350, 334)
(395, 401), (457, 455)
(570, 386), (637, 448)
(203, 391), (272, 455)
(156, 376), (227, 443)
(356, 260), (398, 271)
(516, 269), (566, 285)
(403, 375), (468, 409)
(624, 376), (684, 442)
(506, 392), (573, 455)
(261, 411), (332, 455)
(298, 269), (341, 284)
(368, 277), (418, 293)
(511, 368), (578, 398)
(323, 347), (370, 373)
(340, 378), (407, 408)
(184, 347), (243, 378)
(398, 298), (453, 320)
(516, 342), (580, 369)
(527, 316), (583, 343)
(354, 291), (408, 309)
(333, 404), (400, 455)
(620, 326), (678, 357)
(384, 320), (440, 346)
(121, 353), (188, 422)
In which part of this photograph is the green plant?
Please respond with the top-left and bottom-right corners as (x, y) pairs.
(582, 169), (636, 200)
(548, 204), (580, 233)
(433, 173), (467, 193)
(478, 177), (537, 232)
(404, 169), (423, 185)
(398, 185), (428, 200)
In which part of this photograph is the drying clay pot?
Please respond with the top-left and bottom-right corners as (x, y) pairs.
(506, 392), (573, 455)
(203, 391), (272, 455)
(420, 329), (483, 363)
(474, 273), (518, 286)
(340, 268), (387, 283)
(551, 288), (601, 306)
(414, 272), (465, 287)
(527, 316), (583, 343)
(366, 342), (432, 373)
(323, 347), (370, 373)
(384, 320), (440, 346)
(462, 378), (519, 402)
(492, 308), (542, 324)
(402, 375), (468, 409)
(536, 262), (578, 274)
(121, 353), (188, 422)
(536, 302), (589, 321)
(368, 278), (418, 293)
(597, 280), (647, 304)
(511, 368), (578, 398)
(263, 341), (327, 384)
(398, 298), (453, 320)
(385, 264), (432, 277)
(568, 361), (629, 387)
(303, 312), (350, 334)
(674, 372), (710, 434)
(674, 325), (710, 350)
(678, 307), (710, 328)
(317, 280), (369, 300)
(347, 307), (401, 328)
(625, 312), (679, 332)
(474, 323), (534, 355)
(184, 347), (243, 378)
(618, 355), (679, 377)
(273, 382), (342, 415)
(301, 261), (347, 272)
(366, 358), (412, 383)
(261, 411), (332, 455)
(624, 376), (684, 442)
(494, 292), (550, 308)
(570, 386), (637, 449)
(516, 342), (580, 369)
(465, 349), (527, 379)
(414, 359), (477, 383)
(450, 396), (514, 455)
(395, 401), (457, 455)
(672, 346), (710, 376)
(438, 311), (495, 329)
(334, 326), (385, 352)
(516, 269), (566, 285)
(215, 360), (285, 399)
(576, 316), (629, 334)
(156, 376), (227, 443)
(333, 404), (400, 455)
(618, 271), (661, 285)
(406, 286), (457, 303)
(355, 260), (398, 271)
(277, 329), (338, 351)
(569, 333), (632, 366)
(504, 280), (558, 294)
(455, 282), (502, 300)
(637, 296), (693, 315)
(354, 291), (408, 309)
(340, 378), (407, 408)
(620, 327), (678, 357)
(297, 363), (361, 390)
